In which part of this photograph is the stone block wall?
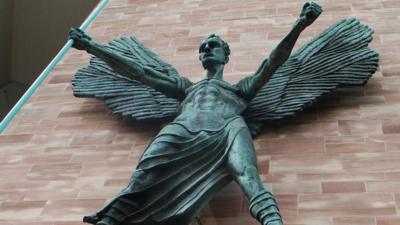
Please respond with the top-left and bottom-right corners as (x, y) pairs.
(1, 0), (400, 225)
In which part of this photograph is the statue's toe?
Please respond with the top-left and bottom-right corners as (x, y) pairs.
(267, 220), (284, 225)
(96, 222), (110, 225)
(83, 213), (100, 224)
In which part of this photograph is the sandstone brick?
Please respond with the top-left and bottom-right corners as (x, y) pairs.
(325, 135), (365, 144)
(0, 134), (33, 144)
(333, 217), (375, 225)
(40, 199), (105, 221)
(77, 186), (123, 199)
(256, 137), (324, 156)
(23, 189), (79, 201)
(70, 130), (116, 146)
(27, 163), (82, 181)
(0, 165), (32, 182)
(338, 119), (383, 135)
(377, 217), (400, 225)
(0, 201), (46, 220)
(383, 0), (400, 8)
(322, 181), (366, 193)
(104, 178), (130, 187)
(20, 154), (72, 165)
(395, 193), (400, 208)
(382, 119), (400, 134)
(80, 161), (135, 179)
(200, 217), (258, 225)
(367, 181), (400, 193)
(299, 193), (396, 216)
(1, 222), (53, 225)
(54, 222), (89, 225)
(275, 194), (298, 217)
(318, 105), (361, 122)
(31, 133), (74, 147)
(343, 152), (400, 172)
(279, 122), (339, 137)
(298, 172), (384, 182)
(270, 154), (342, 173)
(352, 2), (383, 11)
(0, 0), (399, 224)
(202, 196), (243, 218)
(272, 181), (321, 195)
(0, 190), (25, 202)
(326, 141), (385, 154)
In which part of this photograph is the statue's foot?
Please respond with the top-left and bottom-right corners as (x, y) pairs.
(267, 220), (283, 225)
(263, 215), (283, 225)
(83, 213), (100, 224)
(95, 217), (116, 225)
(96, 221), (110, 225)
(249, 191), (283, 225)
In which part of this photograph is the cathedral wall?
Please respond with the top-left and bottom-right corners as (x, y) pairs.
(1, 1), (400, 225)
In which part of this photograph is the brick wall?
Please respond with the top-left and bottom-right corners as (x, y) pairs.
(1, 0), (400, 225)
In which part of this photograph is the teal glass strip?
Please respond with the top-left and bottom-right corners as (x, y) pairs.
(0, 0), (109, 133)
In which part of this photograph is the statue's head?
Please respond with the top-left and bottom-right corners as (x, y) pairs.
(199, 34), (230, 70)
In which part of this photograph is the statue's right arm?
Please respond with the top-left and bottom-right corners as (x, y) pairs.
(236, 2), (322, 101)
(69, 28), (189, 100)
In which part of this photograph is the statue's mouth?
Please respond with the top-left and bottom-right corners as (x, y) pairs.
(203, 53), (213, 58)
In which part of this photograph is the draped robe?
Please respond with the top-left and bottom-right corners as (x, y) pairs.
(89, 79), (252, 225)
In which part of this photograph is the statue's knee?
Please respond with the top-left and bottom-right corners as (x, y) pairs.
(227, 149), (258, 177)
(242, 165), (260, 178)
(230, 164), (259, 179)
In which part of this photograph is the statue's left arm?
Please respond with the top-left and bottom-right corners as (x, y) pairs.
(236, 2), (322, 100)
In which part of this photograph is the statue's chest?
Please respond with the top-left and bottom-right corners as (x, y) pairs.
(192, 84), (224, 108)
(183, 79), (247, 110)
(174, 79), (247, 133)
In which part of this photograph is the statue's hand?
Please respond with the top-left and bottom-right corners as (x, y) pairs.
(69, 27), (92, 51)
(298, 2), (322, 28)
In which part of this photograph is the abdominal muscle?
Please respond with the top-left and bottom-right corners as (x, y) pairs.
(174, 81), (247, 132)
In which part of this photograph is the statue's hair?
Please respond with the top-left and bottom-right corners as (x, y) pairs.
(200, 34), (231, 59)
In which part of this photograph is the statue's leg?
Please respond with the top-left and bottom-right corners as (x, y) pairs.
(226, 129), (283, 225)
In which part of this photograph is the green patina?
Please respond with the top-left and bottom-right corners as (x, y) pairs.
(69, 3), (378, 225)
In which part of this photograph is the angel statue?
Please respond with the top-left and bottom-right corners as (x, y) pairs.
(69, 2), (378, 225)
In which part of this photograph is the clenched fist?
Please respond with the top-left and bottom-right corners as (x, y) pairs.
(298, 2), (322, 28)
(69, 27), (93, 51)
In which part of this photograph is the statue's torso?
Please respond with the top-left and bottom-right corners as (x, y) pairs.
(174, 79), (247, 132)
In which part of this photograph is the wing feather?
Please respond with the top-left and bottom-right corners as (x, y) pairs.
(244, 18), (379, 128)
(72, 37), (181, 121)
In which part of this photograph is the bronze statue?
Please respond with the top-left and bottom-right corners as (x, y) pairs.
(69, 2), (378, 225)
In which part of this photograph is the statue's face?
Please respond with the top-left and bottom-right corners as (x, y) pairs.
(199, 37), (227, 69)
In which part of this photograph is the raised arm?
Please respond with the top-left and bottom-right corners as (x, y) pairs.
(237, 2), (322, 100)
(69, 29), (190, 100)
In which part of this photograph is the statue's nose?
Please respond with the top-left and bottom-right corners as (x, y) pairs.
(204, 44), (211, 53)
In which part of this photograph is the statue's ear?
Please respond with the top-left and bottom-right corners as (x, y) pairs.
(224, 56), (229, 64)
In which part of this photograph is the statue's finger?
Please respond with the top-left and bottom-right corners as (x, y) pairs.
(69, 28), (77, 36)
(305, 10), (315, 19)
(303, 2), (310, 10)
(314, 4), (322, 11)
(318, 9), (323, 14)
(310, 2), (321, 7)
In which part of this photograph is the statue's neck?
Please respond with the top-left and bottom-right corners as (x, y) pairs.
(206, 64), (224, 80)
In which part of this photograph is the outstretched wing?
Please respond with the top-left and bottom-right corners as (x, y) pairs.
(244, 18), (379, 131)
(72, 37), (181, 121)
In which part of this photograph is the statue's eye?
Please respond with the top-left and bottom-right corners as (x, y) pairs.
(199, 43), (206, 52)
(208, 41), (219, 48)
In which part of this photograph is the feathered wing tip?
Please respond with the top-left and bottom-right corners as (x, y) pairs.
(244, 18), (379, 135)
(72, 37), (180, 121)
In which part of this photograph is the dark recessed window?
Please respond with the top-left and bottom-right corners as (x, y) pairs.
(0, 0), (99, 120)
